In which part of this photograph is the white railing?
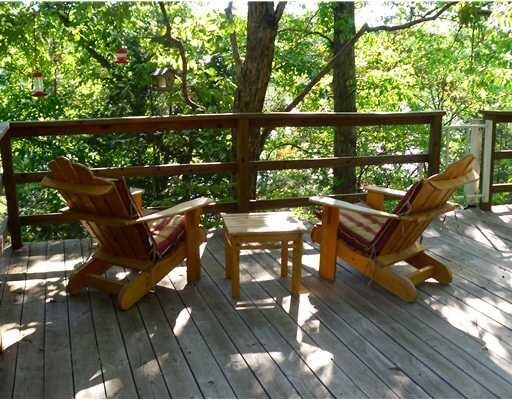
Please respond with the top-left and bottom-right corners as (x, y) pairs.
(444, 119), (485, 207)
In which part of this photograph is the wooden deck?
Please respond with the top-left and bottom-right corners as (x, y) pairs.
(1, 205), (512, 398)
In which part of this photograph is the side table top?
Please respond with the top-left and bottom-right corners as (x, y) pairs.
(222, 211), (307, 236)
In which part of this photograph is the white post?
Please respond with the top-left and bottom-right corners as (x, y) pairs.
(481, 119), (494, 207)
(465, 119), (484, 206)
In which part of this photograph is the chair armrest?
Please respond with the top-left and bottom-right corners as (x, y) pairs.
(309, 196), (400, 220)
(130, 187), (144, 209)
(130, 187), (144, 196)
(364, 185), (407, 199)
(59, 197), (213, 226)
(136, 197), (213, 223)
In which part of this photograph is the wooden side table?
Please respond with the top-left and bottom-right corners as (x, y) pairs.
(221, 212), (307, 298)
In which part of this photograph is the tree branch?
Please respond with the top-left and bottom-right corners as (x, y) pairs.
(56, 10), (113, 71)
(158, 2), (204, 111)
(366, 2), (456, 32)
(225, 2), (243, 83)
(277, 2), (457, 114)
(283, 25), (368, 113)
(278, 28), (333, 45)
(274, 2), (287, 21)
(260, 2), (457, 142)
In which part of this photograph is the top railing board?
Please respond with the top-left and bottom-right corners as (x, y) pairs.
(481, 111), (512, 123)
(7, 111), (446, 137)
(1, 111), (445, 249)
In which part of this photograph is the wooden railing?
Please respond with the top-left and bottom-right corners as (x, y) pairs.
(0, 111), (444, 249)
(480, 111), (512, 210)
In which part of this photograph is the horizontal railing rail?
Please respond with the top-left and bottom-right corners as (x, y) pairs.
(480, 110), (512, 210)
(1, 111), (444, 249)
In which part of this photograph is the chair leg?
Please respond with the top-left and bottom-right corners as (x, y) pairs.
(318, 206), (339, 281)
(185, 209), (202, 284)
(224, 230), (233, 279)
(67, 257), (111, 295)
(117, 271), (151, 311)
(407, 251), (452, 285)
(117, 247), (186, 310)
(281, 241), (289, 278)
(371, 263), (418, 303)
(231, 245), (240, 299)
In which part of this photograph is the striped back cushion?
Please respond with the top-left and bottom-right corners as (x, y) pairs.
(338, 181), (423, 256)
(148, 215), (186, 257)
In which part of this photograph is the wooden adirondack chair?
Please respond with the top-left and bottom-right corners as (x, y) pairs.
(41, 157), (212, 310)
(310, 154), (478, 302)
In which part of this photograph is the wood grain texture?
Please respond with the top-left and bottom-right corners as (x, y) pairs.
(1, 136), (21, 248)
(9, 111), (445, 241)
(8, 111), (446, 137)
(222, 212), (306, 236)
(3, 205), (512, 398)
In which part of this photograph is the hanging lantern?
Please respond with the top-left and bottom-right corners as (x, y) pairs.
(31, 70), (47, 97)
(114, 48), (128, 64)
(151, 67), (176, 91)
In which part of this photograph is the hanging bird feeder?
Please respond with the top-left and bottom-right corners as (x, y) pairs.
(31, 70), (47, 97)
(114, 48), (128, 64)
(152, 67), (176, 91)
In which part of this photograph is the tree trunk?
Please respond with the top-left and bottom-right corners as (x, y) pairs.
(233, 2), (285, 198)
(332, 2), (357, 194)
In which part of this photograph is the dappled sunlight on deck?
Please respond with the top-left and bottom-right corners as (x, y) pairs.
(2, 206), (512, 398)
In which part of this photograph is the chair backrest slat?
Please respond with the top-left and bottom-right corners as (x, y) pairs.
(379, 154), (476, 256)
(44, 157), (155, 260)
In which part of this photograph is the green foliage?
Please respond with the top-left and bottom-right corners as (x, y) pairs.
(1, 2), (512, 241)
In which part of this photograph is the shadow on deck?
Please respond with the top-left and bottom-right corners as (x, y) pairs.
(1, 205), (512, 398)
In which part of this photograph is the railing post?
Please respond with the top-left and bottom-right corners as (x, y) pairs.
(0, 128), (22, 249)
(464, 119), (484, 207)
(236, 118), (250, 212)
(480, 117), (495, 211)
(428, 114), (442, 176)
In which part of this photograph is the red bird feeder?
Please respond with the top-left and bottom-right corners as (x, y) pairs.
(114, 48), (128, 64)
(31, 70), (47, 97)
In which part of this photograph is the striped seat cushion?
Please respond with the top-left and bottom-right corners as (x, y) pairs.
(114, 178), (186, 258)
(149, 215), (186, 256)
(338, 206), (388, 254)
(338, 181), (423, 255)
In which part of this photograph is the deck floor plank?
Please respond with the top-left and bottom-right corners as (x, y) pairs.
(200, 244), (335, 399)
(108, 266), (171, 399)
(169, 264), (269, 398)
(303, 264), (492, 398)
(424, 237), (512, 297)
(296, 239), (464, 397)
(12, 242), (47, 399)
(155, 271), (237, 398)
(306, 219), (512, 397)
(191, 253), (302, 398)
(2, 206), (512, 398)
(0, 246), (28, 398)
(207, 232), (400, 398)
(44, 240), (74, 398)
(65, 239), (106, 399)
(81, 240), (138, 399)
(325, 255), (512, 398)
(228, 244), (430, 398)
(136, 292), (203, 398)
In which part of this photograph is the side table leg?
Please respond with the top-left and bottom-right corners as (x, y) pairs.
(281, 241), (289, 277)
(232, 244), (240, 298)
(224, 230), (232, 279)
(292, 237), (303, 295)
